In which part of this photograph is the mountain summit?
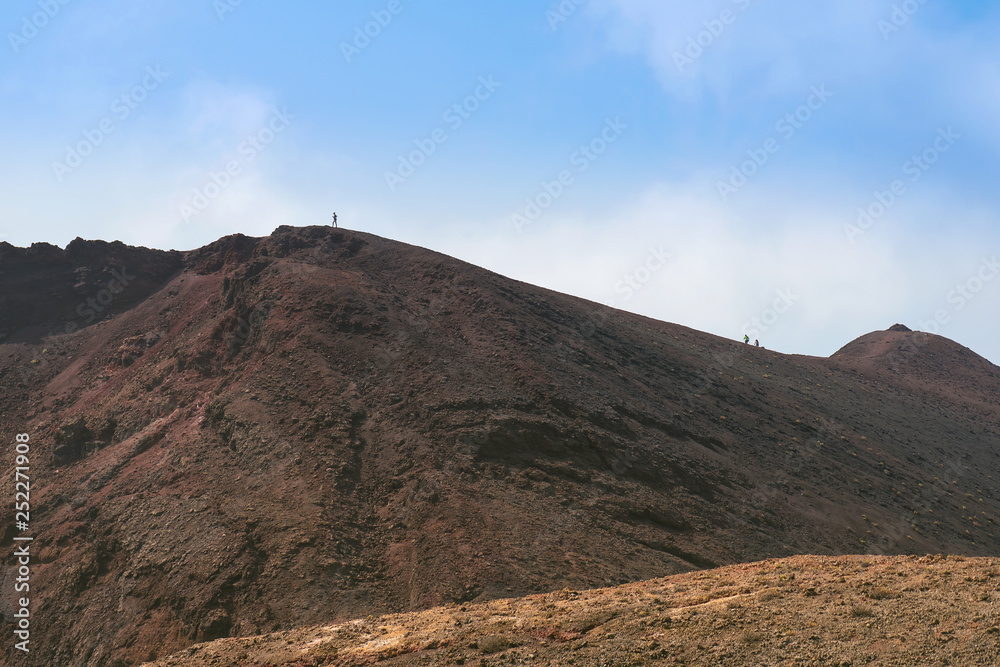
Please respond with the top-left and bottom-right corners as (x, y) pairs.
(1, 226), (998, 666)
(832, 323), (1000, 410)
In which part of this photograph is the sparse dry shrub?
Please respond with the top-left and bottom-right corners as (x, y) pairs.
(851, 605), (874, 618)
(758, 589), (782, 602)
(741, 630), (764, 644)
(867, 587), (896, 600)
(477, 635), (512, 654)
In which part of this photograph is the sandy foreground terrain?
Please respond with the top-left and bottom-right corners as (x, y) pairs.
(144, 554), (1000, 667)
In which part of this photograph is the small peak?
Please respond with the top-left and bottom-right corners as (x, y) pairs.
(887, 324), (912, 333)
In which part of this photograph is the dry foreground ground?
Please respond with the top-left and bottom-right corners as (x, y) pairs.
(146, 555), (1000, 667)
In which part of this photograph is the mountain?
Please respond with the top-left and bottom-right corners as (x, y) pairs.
(832, 323), (1000, 411)
(0, 226), (998, 666)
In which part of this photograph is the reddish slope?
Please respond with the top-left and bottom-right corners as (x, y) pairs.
(0, 227), (998, 666)
(832, 324), (1000, 416)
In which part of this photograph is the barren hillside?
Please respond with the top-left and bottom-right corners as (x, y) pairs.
(0, 226), (997, 666)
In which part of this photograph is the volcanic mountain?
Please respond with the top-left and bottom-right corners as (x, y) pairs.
(0, 226), (998, 666)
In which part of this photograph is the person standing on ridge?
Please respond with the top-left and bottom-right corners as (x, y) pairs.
(332, 212), (338, 228)
(755, 339), (760, 347)
(744, 334), (750, 344)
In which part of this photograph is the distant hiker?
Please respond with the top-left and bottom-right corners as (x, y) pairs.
(755, 339), (759, 347)
(744, 334), (750, 344)
(332, 212), (338, 228)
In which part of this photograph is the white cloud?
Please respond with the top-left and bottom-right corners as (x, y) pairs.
(0, 78), (311, 251)
(590, 0), (1000, 138)
(435, 178), (999, 363)
(590, 0), (885, 100)
(181, 80), (279, 143)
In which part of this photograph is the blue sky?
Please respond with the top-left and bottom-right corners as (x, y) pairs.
(2, 0), (999, 364)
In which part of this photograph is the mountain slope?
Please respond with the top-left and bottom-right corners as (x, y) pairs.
(0, 226), (998, 666)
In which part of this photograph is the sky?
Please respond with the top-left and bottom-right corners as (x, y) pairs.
(2, 0), (999, 364)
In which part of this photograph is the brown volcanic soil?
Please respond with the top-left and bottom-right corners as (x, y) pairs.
(831, 324), (1000, 413)
(0, 226), (999, 666)
(144, 555), (1000, 667)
